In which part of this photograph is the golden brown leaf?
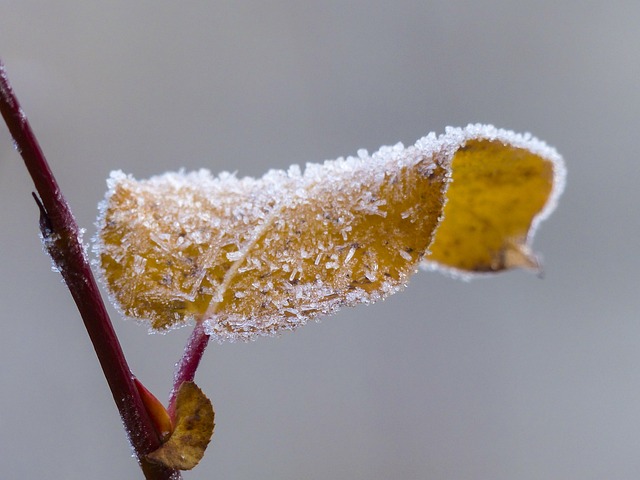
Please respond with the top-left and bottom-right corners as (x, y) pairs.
(95, 124), (565, 340)
(96, 142), (449, 338)
(146, 381), (214, 471)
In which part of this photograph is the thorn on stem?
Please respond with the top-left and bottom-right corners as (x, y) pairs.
(32, 191), (53, 237)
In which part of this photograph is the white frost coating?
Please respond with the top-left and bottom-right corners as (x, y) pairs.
(420, 124), (566, 279)
(40, 231), (63, 273)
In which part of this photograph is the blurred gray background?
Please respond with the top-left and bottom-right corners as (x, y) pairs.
(0, 1), (637, 479)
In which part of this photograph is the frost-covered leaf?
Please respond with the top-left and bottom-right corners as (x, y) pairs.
(96, 138), (448, 338)
(146, 381), (214, 471)
(94, 124), (565, 341)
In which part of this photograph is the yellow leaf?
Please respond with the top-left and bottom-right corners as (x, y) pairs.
(424, 126), (565, 276)
(95, 124), (565, 340)
(146, 381), (214, 471)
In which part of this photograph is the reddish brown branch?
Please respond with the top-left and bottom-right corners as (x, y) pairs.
(0, 59), (179, 480)
(168, 322), (210, 418)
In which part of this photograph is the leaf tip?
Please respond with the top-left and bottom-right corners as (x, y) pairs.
(502, 240), (540, 273)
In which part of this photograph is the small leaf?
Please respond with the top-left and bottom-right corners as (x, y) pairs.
(94, 124), (565, 340)
(146, 381), (214, 471)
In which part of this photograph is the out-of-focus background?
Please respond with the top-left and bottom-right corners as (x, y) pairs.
(0, 2), (637, 478)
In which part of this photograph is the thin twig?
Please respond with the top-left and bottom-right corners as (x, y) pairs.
(0, 59), (179, 480)
(168, 322), (210, 418)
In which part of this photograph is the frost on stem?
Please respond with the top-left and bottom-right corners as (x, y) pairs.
(94, 124), (565, 342)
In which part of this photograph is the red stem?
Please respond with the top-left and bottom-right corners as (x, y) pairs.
(0, 59), (179, 480)
(168, 322), (210, 418)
